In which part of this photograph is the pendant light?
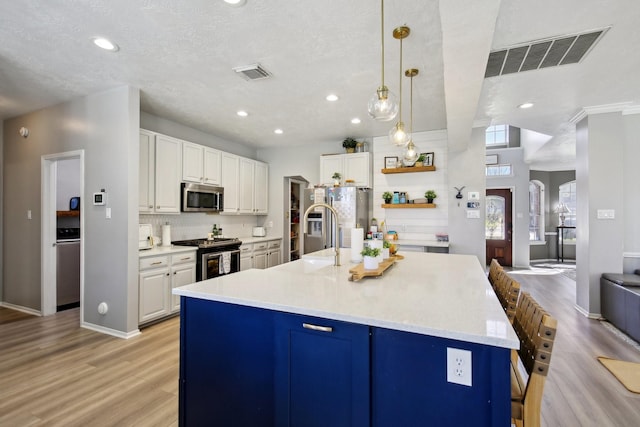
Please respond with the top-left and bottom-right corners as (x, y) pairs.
(402, 68), (419, 166)
(389, 26), (411, 146)
(367, 0), (398, 121)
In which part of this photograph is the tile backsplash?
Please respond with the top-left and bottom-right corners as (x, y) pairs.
(139, 213), (260, 243)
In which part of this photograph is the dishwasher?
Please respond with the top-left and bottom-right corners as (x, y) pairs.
(56, 229), (80, 311)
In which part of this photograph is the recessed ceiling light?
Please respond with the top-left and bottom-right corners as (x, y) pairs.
(92, 37), (119, 52)
(518, 102), (534, 109)
(351, 118), (361, 124)
(274, 129), (283, 134)
(326, 94), (339, 102)
(224, 0), (247, 7)
(237, 110), (248, 117)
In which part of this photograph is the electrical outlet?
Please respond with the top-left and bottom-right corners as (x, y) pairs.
(447, 347), (472, 387)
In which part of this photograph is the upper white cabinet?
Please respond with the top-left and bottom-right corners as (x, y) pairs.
(139, 130), (182, 214)
(221, 152), (240, 214)
(254, 161), (268, 214)
(183, 141), (221, 186)
(320, 153), (371, 188)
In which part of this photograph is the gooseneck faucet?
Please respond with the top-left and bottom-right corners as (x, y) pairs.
(303, 202), (340, 266)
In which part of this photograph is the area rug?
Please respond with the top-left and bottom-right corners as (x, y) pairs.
(597, 356), (640, 393)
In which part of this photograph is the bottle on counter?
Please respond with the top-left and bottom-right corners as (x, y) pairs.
(212, 224), (218, 236)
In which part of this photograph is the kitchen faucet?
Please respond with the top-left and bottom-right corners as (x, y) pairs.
(303, 202), (340, 266)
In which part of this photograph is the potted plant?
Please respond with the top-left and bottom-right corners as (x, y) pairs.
(415, 154), (426, 167)
(332, 172), (342, 186)
(382, 191), (393, 204)
(342, 137), (358, 153)
(425, 190), (437, 204)
(361, 246), (381, 270)
(382, 240), (391, 259)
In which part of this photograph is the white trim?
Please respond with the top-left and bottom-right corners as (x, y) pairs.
(545, 231), (558, 236)
(81, 321), (141, 339)
(623, 252), (640, 258)
(622, 105), (640, 116)
(583, 102), (632, 115)
(574, 304), (601, 319)
(569, 109), (587, 124)
(0, 301), (42, 316)
(529, 240), (547, 246)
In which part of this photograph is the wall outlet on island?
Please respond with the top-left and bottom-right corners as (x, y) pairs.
(447, 347), (472, 387)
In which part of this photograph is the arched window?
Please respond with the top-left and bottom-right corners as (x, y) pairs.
(529, 180), (545, 242)
(558, 181), (576, 241)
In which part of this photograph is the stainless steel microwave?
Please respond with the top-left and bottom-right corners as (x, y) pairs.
(181, 183), (224, 212)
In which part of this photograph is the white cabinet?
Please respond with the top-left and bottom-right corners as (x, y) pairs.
(139, 130), (182, 213)
(267, 239), (282, 268)
(183, 141), (221, 186)
(139, 255), (170, 323)
(222, 154), (268, 215)
(253, 241), (268, 269)
(240, 243), (254, 271)
(139, 250), (196, 325)
(320, 153), (371, 188)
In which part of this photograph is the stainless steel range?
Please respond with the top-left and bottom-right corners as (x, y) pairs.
(172, 237), (242, 281)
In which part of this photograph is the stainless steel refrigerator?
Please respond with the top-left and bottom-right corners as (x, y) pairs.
(303, 186), (369, 253)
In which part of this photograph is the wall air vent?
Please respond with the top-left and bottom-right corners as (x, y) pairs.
(233, 63), (272, 81)
(485, 28), (609, 78)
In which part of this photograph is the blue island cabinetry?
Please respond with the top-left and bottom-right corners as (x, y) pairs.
(179, 296), (510, 426)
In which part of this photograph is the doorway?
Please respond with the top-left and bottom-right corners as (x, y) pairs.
(41, 151), (84, 319)
(283, 176), (308, 263)
(486, 188), (513, 266)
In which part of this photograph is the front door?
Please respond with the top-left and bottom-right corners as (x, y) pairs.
(485, 188), (513, 266)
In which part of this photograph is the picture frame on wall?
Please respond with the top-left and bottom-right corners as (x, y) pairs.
(422, 152), (434, 167)
(384, 156), (398, 169)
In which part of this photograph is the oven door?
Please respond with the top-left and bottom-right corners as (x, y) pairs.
(201, 249), (240, 280)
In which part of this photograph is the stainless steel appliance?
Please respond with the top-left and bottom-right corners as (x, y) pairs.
(172, 237), (241, 281)
(302, 187), (369, 253)
(56, 228), (80, 311)
(181, 183), (224, 212)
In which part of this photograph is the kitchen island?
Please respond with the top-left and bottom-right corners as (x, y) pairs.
(174, 251), (519, 427)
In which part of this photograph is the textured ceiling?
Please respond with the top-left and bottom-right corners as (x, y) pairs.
(2, 0), (640, 171)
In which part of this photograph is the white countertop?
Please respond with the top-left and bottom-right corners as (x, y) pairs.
(391, 239), (449, 248)
(139, 245), (197, 258)
(173, 250), (518, 349)
(237, 236), (282, 245)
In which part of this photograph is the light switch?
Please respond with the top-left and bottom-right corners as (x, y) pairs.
(597, 209), (615, 219)
(468, 191), (480, 200)
(106, 207), (112, 219)
(467, 210), (480, 219)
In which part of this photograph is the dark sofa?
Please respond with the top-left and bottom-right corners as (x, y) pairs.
(600, 270), (640, 343)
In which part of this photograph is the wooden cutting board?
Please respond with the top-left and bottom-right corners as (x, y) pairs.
(348, 254), (404, 281)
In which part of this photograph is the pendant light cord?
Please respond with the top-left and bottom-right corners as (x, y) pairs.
(398, 36), (403, 121)
(409, 72), (413, 134)
(380, 0), (385, 87)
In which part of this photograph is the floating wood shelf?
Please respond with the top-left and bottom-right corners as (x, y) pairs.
(381, 203), (436, 209)
(381, 165), (436, 174)
(56, 210), (80, 217)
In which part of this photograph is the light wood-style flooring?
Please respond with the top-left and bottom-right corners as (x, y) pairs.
(1, 268), (640, 426)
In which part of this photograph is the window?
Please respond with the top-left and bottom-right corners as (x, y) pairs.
(486, 196), (505, 240)
(486, 124), (509, 146)
(486, 164), (512, 176)
(529, 180), (545, 242)
(558, 181), (576, 242)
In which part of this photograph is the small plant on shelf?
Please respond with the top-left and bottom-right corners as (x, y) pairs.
(342, 137), (358, 153)
(361, 246), (381, 258)
(332, 172), (342, 186)
(382, 191), (393, 204)
(415, 154), (426, 167)
(425, 190), (437, 203)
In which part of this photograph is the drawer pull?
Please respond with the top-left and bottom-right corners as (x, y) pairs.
(303, 323), (333, 333)
(151, 261), (163, 265)
(180, 257), (191, 261)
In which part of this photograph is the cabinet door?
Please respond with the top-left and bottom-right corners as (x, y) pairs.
(154, 135), (182, 213)
(240, 254), (253, 271)
(254, 161), (269, 214)
(220, 152), (239, 213)
(344, 153), (371, 188)
(203, 147), (221, 186)
(267, 249), (281, 268)
(253, 250), (267, 269)
(139, 130), (155, 213)
(238, 157), (255, 214)
(182, 141), (204, 183)
(139, 268), (170, 323)
(274, 313), (370, 427)
(319, 155), (344, 186)
(171, 263), (196, 312)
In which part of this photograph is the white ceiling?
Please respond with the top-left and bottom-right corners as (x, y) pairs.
(2, 0), (639, 171)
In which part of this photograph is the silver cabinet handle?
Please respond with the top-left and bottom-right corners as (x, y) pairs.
(303, 323), (333, 333)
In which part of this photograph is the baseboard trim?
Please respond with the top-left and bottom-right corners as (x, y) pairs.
(623, 252), (640, 258)
(81, 321), (141, 339)
(574, 303), (601, 319)
(0, 301), (42, 316)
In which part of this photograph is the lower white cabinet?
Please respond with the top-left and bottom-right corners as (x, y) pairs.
(240, 239), (282, 270)
(139, 250), (196, 325)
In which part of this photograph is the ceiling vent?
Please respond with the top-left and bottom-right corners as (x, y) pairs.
(233, 63), (272, 81)
(485, 28), (609, 78)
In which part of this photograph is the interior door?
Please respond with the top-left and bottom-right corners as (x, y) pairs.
(485, 188), (513, 266)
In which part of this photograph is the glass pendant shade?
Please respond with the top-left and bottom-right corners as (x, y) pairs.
(389, 121), (410, 146)
(368, 86), (398, 121)
(402, 141), (419, 166)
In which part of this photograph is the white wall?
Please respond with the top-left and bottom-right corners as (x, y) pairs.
(622, 112), (640, 272)
(56, 158), (81, 210)
(372, 131), (449, 241)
